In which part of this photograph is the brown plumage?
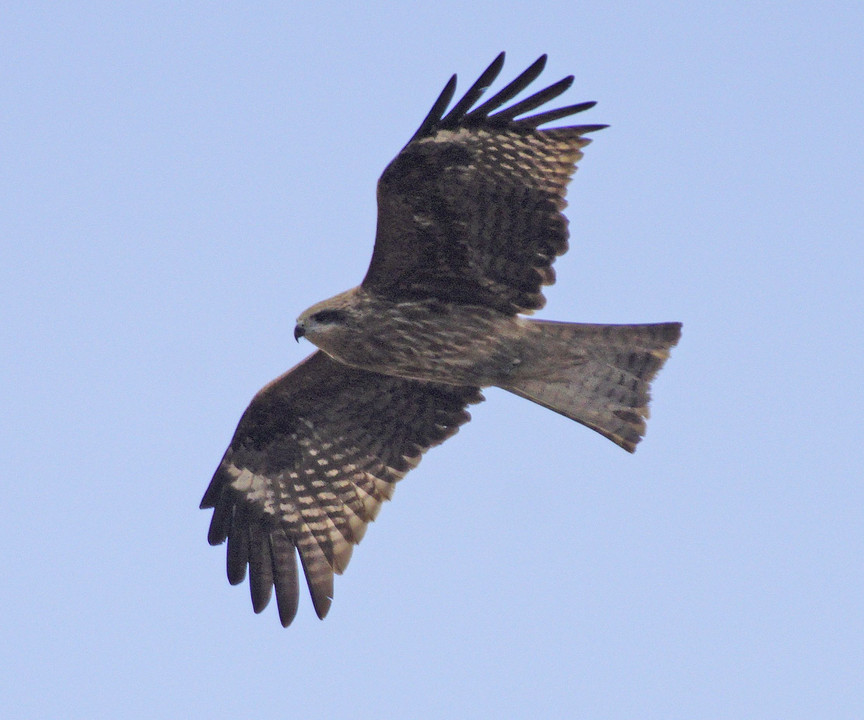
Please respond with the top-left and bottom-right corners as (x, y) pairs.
(201, 53), (681, 626)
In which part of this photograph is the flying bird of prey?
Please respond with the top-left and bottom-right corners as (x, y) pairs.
(201, 53), (681, 626)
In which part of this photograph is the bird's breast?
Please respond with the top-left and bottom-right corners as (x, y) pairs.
(322, 301), (524, 387)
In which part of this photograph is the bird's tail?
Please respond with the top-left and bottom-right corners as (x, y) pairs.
(500, 320), (681, 452)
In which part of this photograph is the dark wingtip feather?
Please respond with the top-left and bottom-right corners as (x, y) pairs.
(515, 100), (599, 128)
(553, 124), (610, 136)
(313, 593), (333, 620)
(270, 530), (300, 627)
(407, 53), (600, 142)
(439, 52), (506, 127)
(206, 492), (231, 546)
(248, 526), (274, 613)
(467, 53), (548, 121)
(491, 75), (574, 123)
(407, 73), (457, 144)
(297, 541), (334, 620)
(199, 466), (226, 509)
(576, 123), (609, 133)
(226, 516), (249, 585)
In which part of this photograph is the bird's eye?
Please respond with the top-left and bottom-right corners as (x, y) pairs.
(311, 309), (348, 324)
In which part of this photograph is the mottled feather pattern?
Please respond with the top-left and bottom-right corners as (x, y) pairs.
(505, 321), (681, 451)
(367, 126), (597, 315)
(363, 54), (605, 315)
(427, 126), (590, 307)
(202, 351), (482, 625)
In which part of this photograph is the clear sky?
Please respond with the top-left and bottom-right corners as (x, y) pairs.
(2, 2), (863, 718)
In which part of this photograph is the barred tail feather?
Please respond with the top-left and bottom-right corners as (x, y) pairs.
(502, 321), (681, 452)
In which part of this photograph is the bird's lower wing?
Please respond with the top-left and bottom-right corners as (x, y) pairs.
(200, 351), (483, 626)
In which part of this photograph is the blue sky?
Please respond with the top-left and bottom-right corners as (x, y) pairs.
(2, 2), (863, 718)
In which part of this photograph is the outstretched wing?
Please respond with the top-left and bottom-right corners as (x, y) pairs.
(362, 53), (606, 315)
(201, 351), (482, 626)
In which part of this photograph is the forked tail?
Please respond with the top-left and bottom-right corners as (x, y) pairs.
(501, 321), (682, 452)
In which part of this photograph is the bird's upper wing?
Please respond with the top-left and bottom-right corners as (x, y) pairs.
(362, 53), (606, 315)
(200, 351), (483, 626)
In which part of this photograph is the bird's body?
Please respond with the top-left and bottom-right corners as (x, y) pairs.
(201, 53), (681, 626)
(297, 287), (680, 442)
(297, 287), (524, 386)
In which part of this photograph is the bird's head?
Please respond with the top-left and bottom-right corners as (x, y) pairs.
(294, 288), (363, 355)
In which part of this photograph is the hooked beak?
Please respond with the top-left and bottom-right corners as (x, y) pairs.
(293, 323), (305, 342)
